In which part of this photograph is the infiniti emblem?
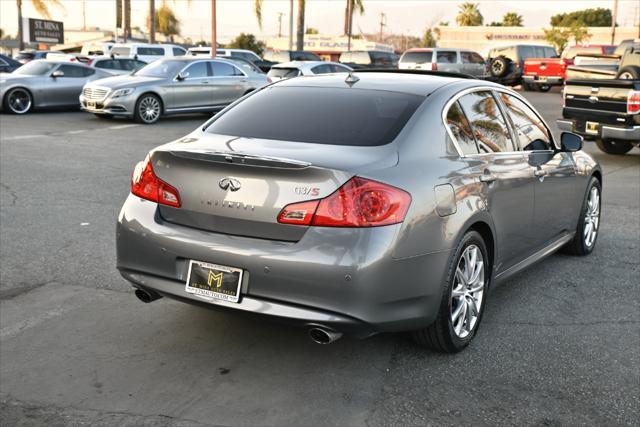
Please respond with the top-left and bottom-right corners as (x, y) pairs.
(219, 177), (241, 192)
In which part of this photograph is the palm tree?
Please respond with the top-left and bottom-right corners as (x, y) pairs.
(254, 0), (264, 28)
(502, 12), (523, 27)
(17, 0), (63, 50)
(296, 0), (305, 51)
(456, 2), (483, 26)
(148, 0), (191, 43)
(344, 0), (365, 35)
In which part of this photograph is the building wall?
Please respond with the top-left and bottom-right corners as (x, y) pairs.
(437, 26), (640, 55)
(266, 34), (394, 60)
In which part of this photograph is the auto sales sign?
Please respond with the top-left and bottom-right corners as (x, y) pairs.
(22, 18), (64, 44)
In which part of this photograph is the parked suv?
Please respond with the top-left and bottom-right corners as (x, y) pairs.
(487, 45), (557, 87)
(399, 48), (486, 77)
(339, 50), (398, 69)
(263, 50), (321, 63)
(110, 43), (187, 63)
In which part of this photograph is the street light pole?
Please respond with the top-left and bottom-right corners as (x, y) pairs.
(211, 0), (217, 57)
(611, 0), (618, 45)
(346, 0), (353, 51)
(288, 0), (294, 51)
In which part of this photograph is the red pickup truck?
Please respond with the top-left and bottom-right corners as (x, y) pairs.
(523, 45), (615, 91)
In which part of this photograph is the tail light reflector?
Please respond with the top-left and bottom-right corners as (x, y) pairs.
(278, 177), (411, 228)
(627, 90), (640, 114)
(131, 156), (181, 208)
(431, 62), (437, 71)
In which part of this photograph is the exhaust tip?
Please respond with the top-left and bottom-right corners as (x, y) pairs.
(308, 327), (342, 345)
(134, 288), (161, 303)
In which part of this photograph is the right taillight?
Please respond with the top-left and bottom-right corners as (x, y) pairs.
(627, 90), (640, 114)
(431, 62), (438, 71)
(131, 156), (181, 208)
(278, 177), (411, 228)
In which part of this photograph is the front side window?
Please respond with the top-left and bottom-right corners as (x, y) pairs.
(184, 61), (209, 78)
(498, 93), (551, 151)
(13, 60), (55, 75)
(446, 101), (478, 155)
(331, 64), (351, 73)
(58, 64), (90, 77)
(457, 91), (515, 153)
(206, 86), (424, 146)
(437, 51), (457, 64)
(134, 59), (185, 77)
(173, 47), (186, 56)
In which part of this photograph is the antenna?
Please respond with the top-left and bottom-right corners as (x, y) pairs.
(345, 72), (360, 86)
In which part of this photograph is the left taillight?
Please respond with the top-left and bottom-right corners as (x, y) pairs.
(627, 90), (640, 114)
(131, 156), (181, 208)
(277, 177), (411, 228)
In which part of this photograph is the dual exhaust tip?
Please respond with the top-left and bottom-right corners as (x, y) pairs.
(134, 289), (342, 344)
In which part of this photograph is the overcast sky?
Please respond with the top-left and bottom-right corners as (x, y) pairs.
(1, 0), (638, 42)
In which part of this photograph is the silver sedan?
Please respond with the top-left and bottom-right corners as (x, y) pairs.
(267, 61), (353, 81)
(80, 57), (269, 124)
(0, 60), (113, 114)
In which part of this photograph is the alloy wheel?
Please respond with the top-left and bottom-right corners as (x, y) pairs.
(584, 186), (600, 248)
(7, 89), (32, 114)
(450, 244), (485, 339)
(618, 72), (633, 79)
(492, 62), (504, 74)
(138, 96), (160, 123)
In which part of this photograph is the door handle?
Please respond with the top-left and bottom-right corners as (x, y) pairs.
(479, 174), (497, 183)
(201, 81), (209, 84)
(534, 169), (548, 177)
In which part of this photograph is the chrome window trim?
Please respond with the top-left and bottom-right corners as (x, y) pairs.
(442, 85), (557, 158)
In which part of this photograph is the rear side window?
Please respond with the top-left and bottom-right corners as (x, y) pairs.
(446, 101), (478, 155)
(206, 87), (424, 146)
(212, 61), (242, 76)
(173, 47), (186, 56)
(437, 51), (457, 64)
(370, 52), (393, 65)
(138, 47), (165, 56)
(58, 64), (93, 77)
(184, 61), (210, 78)
(311, 64), (333, 74)
(94, 60), (118, 70)
(401, 51), (433, 64)
(457, 91), (514, 153)
(498, 93), (551, 151)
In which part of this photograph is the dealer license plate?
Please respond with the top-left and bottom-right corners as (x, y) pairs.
(185, 260), (243, 303)
(585, 121), (599, 135)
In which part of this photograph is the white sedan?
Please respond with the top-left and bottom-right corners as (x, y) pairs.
(267, 61), (353, 81)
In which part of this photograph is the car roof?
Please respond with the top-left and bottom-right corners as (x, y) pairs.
(273, 71), (485, 96)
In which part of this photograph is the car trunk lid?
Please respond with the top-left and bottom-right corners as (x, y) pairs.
(564, 78), (635, 114)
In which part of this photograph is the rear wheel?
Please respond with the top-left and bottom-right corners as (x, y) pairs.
(412, 231), (489, 353)
(563, 177), (601, 256)
(134, 94), (162, 124)
(595, 139), (633, 155)
(3, 88), (33, 114)
(522, 82), (535, 91)
(536, 84), (551, 92)
(616, 66), (640, 80)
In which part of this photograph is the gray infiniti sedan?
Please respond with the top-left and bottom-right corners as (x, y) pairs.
(0, 60), (113, 114)
(80, 57), (269, 124)
(116, 71), (601, 352)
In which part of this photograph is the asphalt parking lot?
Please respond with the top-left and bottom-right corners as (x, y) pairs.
(1, 90), (639, 426)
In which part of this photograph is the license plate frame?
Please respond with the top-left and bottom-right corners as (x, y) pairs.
(585, 121), (599, 135)
(185, 260), (243, 303)
(86, 100), (96, 109)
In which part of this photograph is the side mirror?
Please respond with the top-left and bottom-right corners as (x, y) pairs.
(176, 71), (189, 81)
(560, 132), (582, 152)
(51, 70), (64, 78)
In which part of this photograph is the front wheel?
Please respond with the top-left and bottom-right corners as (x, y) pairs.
(595, 139), (633, 155)
(412, 231), (489, 353)
(536, 84), (551, 92)
(563, 177), (601, 256)
(3, 88), (33, 114)
(134, 94), (162, 124)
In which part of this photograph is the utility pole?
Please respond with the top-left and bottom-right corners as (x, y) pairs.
(288, 0), (294, 50)
(211, 0), (217, 57)
(611, 0), (618, 45)
(149, 0), (156, 43)
(346, 0), (353, 51)
(379, 12), (386, 42)
(82, 0), (87, 31)
(278, 12), (284, 38)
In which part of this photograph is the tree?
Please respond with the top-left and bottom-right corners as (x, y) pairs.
(420, 27), (437, 47)
(550, 8), (612, 27)
(226, 33), (265, 55)
(543, 24), (591, 53)
(488, 22), (503, 27)
(439, 21), (449, 26)
(306, 27), (319, 34)
(254, 0), (264, 28)
(344, 0), (365, 35)
(148, 3), (180, 40)
(296, 0), (305, 51)
(502, 12), (523, 27)
(16, 0), (63, 50)
(0, 28), (3, 39)
(456, 2), (483, 26)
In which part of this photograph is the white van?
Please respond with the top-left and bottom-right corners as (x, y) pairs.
(110, 43), (187, 63)
(80, 42), (115, 56)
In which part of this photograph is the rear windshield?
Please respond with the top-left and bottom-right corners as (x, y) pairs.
(267, 67), (300, 78)
(206, 86), (423, 146)
(111, 47), (131, 56)
(401, 51), (433, 63)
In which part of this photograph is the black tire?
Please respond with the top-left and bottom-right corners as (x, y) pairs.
(595, 139), (634, 155)
(616, 66), (640, 80)
(3, 87), (33, 114)
(412, 230), (490, 353)
(94, 113), (113, 119)
(562, 177), (601, 256)
(490, 56), (510, 78)
(134, 94), (162, 124)
(536, 84), (552, 92)
(522, 82), (535, 91)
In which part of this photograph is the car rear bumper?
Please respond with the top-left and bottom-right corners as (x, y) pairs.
(557, 119), (640, 142)
(523, 75), (563, 85)
(116, 194), (452, 337)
